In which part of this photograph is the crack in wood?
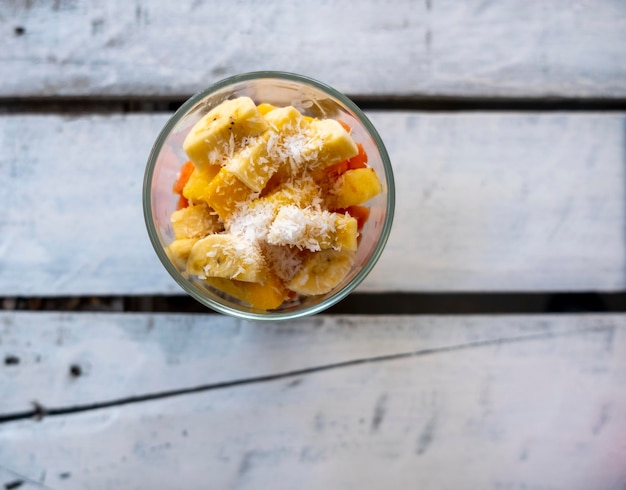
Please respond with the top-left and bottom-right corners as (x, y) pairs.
(0, 463), (56, 490)
(0, 325), (611, 424)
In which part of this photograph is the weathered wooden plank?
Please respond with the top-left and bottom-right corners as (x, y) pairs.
(1, 314), (624, 490)
(2, 0), (625, 98)
(1, 112), (624, 295)
(3, 311), (618, 414)
(0, 467), (42, 490)
(372, 112), (626, 292)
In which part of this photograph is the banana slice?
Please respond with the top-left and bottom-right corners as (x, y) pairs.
(287, 248), (355, 296)
(165, 238), (198, 270)
(182, 165), (221, 203)
(186, 234), (268, 283)
(183, 97), (268, 172)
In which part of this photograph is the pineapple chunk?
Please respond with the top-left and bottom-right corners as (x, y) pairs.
(170, 202), (221, 239)
(264, 106), (308, 132)
(302, 119), (358, 170)
(330, 167), (382, 209)
(335, 214), (359, 251)
(262, 176), (321, 209)
(204, 168), (254, 221)
(182, 165), (220, 203)
(257, 103), (277, 115)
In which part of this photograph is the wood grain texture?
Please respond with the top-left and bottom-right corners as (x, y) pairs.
(2, 311), (616, 414)
(1, 313), (624, 489)
(2, 0), (625, 98)
(1, 112), (624, 295)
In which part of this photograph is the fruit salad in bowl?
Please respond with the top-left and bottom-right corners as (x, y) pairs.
(144, 72), (394, 320)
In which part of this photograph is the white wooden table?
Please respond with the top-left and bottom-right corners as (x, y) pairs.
(2, 1), (626, 489)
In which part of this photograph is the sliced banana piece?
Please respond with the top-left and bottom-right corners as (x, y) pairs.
(287, 248), (355, 296)
(166, 238), (198, 270)
(186, 234), (268, 283)
(183, 97), (268, 172)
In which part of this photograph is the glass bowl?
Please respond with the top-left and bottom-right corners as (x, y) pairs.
(143, 71), (394, 320)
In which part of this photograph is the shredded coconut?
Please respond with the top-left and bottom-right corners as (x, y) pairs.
(261, 243), (304, 282)
(267, 205), (338, 252)
(227, 200), (277, 243)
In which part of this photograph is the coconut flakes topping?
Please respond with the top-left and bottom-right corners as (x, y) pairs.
(227, 199), (277, 243)
(267, 205), (338, 252)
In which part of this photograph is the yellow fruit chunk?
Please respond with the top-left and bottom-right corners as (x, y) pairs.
(183, 96), (268, 172)
(287, 249), (355, 295)
(226, 136), (277, 193)
(335, 214), (358, 251)
(204, 168), (254, 221)
(186, 234), (268, 283)
(267, 205), (358, 252)
(302, 119), (358, 170)
(170, 203), (221, 240)
(330, 167), (382, 209)
(264, 106), (308, 132)
(225, 177), (321, 245)
(257, 103), (277, 115)
(182, 165), (220, 203)
(165, 238), (197, 270)
(206, 273), (287, 310)
(226, 107), (310, 193)
(260, 243), (305, 282)
(262, 175), (321, 209)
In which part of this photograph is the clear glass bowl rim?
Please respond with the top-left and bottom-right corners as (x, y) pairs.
(143, 70), (395, 321)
